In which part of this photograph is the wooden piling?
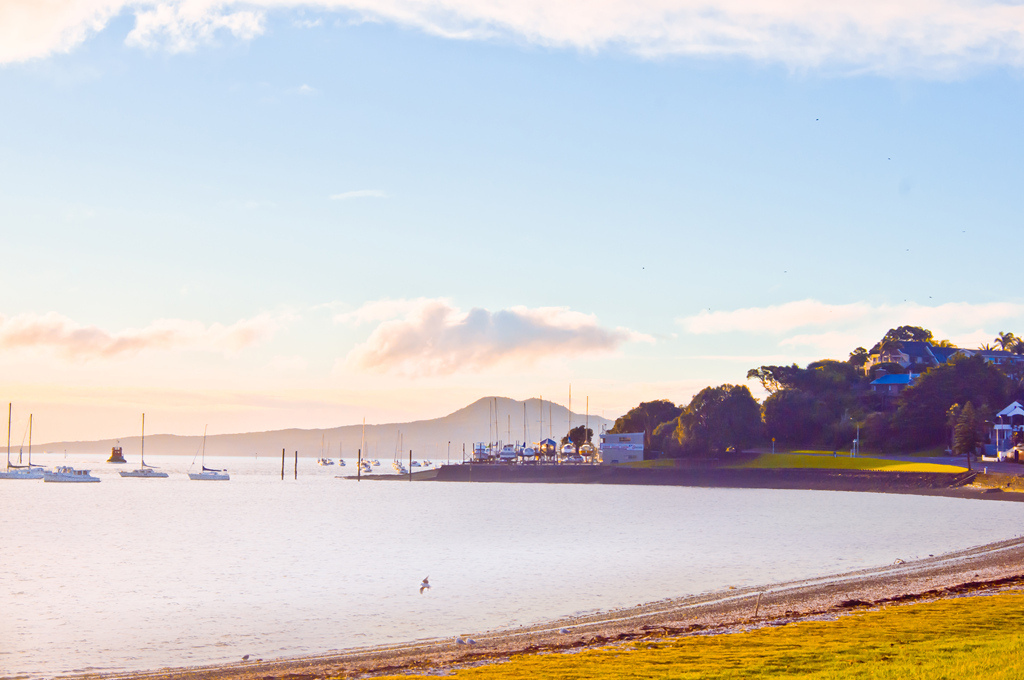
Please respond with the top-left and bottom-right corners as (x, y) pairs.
(409, 449), (412, 481)
(294, 450), (298, 480)
(281, 448), (285, 480)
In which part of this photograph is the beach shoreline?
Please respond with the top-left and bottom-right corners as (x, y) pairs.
(77, 531), (1024, 680)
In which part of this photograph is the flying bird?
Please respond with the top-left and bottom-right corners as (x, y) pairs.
(420, 576), (431, 594)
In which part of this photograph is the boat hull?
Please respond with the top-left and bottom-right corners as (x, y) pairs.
(188, 472), (229, 481)
(43, 467), (99, 483)
(119, 469), (169, 478)
(0, 468), (45, 480)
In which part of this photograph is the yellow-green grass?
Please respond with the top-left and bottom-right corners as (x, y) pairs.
(372, 591), (1024, 680)
(622, 459), (679, 469)
(728, 453), (965, 473)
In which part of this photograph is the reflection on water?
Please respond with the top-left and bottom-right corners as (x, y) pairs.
(2, 453), (1022, 678)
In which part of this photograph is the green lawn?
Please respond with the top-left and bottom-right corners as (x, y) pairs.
(728, 453), (965, 473)
(372, 591), (1024, 680)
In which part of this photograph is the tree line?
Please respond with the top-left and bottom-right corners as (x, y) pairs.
(609, 326), (1024, 457)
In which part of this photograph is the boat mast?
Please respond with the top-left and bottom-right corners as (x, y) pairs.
(141, 413), (145, 467)
(6, 403), (10, 470)
(28, 414), (32, 466)
(539, 395), (542, 446)
(201, 425), (207, 467)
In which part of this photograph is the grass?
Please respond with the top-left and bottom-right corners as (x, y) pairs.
(371, 591), (1024, 680)
(727, 453), (965, 473)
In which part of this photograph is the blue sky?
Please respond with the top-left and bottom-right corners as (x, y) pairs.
(2, 1), (1024, 441)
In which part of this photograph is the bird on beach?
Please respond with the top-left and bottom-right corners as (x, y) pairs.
(420, 576), (431, 594)
(241, 655), (250, 661)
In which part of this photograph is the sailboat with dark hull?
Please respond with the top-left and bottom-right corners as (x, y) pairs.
(120, 414), (168, 478)
(188, 426), (229, 481)
(0, 405), (44, 480)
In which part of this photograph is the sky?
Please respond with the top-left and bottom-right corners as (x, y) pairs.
(2, 0), (1024, 443)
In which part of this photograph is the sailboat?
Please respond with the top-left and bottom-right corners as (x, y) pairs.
(188, 426), (229, 480)
(0, 404), (44, 480)
(120, 413), (168, 478)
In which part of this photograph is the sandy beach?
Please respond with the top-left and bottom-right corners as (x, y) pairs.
(82, 526), (1024, 680)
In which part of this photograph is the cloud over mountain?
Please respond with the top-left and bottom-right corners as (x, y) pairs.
(343, 298), (648, 376)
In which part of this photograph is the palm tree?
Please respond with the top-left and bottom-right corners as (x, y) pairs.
(995, 332), (1018, 352)
(979, 343), (995, 351)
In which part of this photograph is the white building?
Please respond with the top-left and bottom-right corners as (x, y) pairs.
(599, 432), (644, 465)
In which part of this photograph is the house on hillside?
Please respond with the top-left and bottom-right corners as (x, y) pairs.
(868, 372), (919, 395)
(958, 349), (1024, 370)
(991, 401), (1024, 458)
(866, 341), (956, 374)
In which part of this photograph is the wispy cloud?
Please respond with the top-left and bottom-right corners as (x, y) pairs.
(343, 298), (651, 376)
(678, 299), (1024, 354)
(329, 189), (388, 201)
(7, 1), (1024, 74)
(0, 311), (288, 360)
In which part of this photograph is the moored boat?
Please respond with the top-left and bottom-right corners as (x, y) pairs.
(187, 426), (229, 481)
(44, 466), (100, 483)
(1, 406), (45, 480)
(120, 414), (169, 478)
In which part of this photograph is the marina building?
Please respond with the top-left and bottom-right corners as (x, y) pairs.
(599, 432), (644, 465)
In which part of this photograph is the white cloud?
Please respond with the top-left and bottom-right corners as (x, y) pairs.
(334, 297), (436, 325)
(125, 2), (264, 53)
(330, 189), (388, 200)
(0, 311), (286, 360)
(679, 299), (1024, 354)
(344, 298), (651, 376)
(6, 1), (1024, 74)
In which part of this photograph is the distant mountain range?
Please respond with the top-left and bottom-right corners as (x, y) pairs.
(37, 397), (614, 459)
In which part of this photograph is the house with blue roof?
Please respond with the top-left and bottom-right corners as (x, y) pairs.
(869, 372), (919, 395)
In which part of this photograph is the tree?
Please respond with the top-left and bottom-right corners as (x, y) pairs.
(952, 401), (979, 463)
(561, 425), (593, 449)
(869, 326), (934, 354)
(762, 389), (827, 447)
(889, 355), (1009, 451)
(995, 332), (1019, 352)
(848, 347), (869, 369)
(673, 384), (762, 456)
(608, 400), (682, 449)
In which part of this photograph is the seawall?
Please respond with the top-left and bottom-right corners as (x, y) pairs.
(429, 464), (980, 494)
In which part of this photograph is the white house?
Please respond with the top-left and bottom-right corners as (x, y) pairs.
(599, 432), (644, 465)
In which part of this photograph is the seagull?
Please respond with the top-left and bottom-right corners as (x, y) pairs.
(559, 628), (570, 634)
(420, 576), (431, 594)
(241, 655), (250, 661)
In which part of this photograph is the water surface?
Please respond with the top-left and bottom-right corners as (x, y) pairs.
(2, 453), (1022, 678)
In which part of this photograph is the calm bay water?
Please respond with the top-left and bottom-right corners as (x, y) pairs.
(2, 452), (1023, 678)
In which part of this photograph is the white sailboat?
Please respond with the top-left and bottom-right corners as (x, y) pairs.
(188, 426), (229, 481)
(120, 413), (169, 478)
(0, 404), (44, 480)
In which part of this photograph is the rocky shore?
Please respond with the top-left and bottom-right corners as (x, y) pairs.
(88, 533), (1024, 680)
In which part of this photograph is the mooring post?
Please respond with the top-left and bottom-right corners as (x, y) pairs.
(409, 449), (413, 481)
(281, 448), (285, 480)
(754, 592), (763, 618)
(294, 450), (298, 480)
